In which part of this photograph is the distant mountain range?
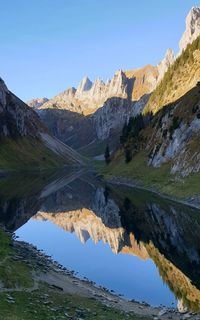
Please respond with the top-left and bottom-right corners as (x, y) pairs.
(27, 7), (200, 160)
(27, 49), (175, 153)
(0, 6), (200, 185)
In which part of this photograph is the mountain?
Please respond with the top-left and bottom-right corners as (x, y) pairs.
(104, 34), (200, 200)
(27, 97), (49, 109)
(100, 7), (200, 199)
(27, 7), (200, 162)
(157, 48), (175, 83)
(30, 70), (150, 153)
(143, 35), (200, 177)
(27, 27), (177, 157)
(179, 6), (200, 54)
(30, 62), (172, 156)
(0, 77), (84, 171)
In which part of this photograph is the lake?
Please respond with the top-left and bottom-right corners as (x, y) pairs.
(0, 170), (200, 312)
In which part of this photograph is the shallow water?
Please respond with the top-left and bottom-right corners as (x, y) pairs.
(0, 170), (200, 312)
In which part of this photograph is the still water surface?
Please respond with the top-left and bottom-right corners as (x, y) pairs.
(0, 170), (200, 312)
(16, 219), (175, 307)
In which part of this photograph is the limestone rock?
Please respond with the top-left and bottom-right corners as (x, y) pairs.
(179, 6), (200, 53)
(125, 65), (158, 101)
(0, 76), (84, 165)
(0, 78), (9, 110)
(37, 68), (153, 147)
(76, 76), (93, 94)
(27, 97), (49, 109)
(157, 48), (175, 83)
(147, 85), (200, 177)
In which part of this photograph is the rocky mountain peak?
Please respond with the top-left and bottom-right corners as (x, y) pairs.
(0, 78), (8, 109)
(89, 78), (105, 97)
(27, 97), (49, 109)
(76, 76), (93, 93)
(65, 87), (76, 98)
(108, 69), (127, 96)
(157, 48), (175, 83)
(165, 48), (175, 64)
(179, 6), (200, 53)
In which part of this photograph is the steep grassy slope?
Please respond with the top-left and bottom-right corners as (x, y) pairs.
(125, 65), (158, 101)
(0, 78), (84, 171)
(99, 36), (200, 198)
(0, 137), (65, 171)
(144, 36), (200, 114)
(0, 229), (150, 320)
(145, 85), (200, 174)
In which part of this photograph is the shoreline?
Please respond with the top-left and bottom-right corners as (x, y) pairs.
(7, 236), (199, 320)
(105, 176), (200, 210)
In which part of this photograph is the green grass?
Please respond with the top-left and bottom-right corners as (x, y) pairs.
(0, 229), (151, 320)
(79, 139), (107, 157)
(144, 36), (200, 115)
(93, 159), (106, 172)
(0, 283), (151, 320)
(0, 231), (33, 289)
(100, 151), (200, 199)
(0, 259), (33, 289)
(0, 137), (65, 171)
(0, 230), (11, 260)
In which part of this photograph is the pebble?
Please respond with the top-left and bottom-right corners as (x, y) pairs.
(182, 314), (192, 319)
(6, 300), (15, 304)
(158, 309), (167, 316)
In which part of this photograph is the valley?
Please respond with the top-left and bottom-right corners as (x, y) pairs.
(0, 4), (200, 320)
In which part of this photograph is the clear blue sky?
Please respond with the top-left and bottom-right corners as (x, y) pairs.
(0, 0), (199, 101)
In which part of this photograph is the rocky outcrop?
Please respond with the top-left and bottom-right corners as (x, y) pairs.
(0, 78), (45, 138)
(179, 7), (200, 53)
(0, 78), (8, 108)
(76, 76), (92, 94)
(40, 70), (130, 115)
(157, 48), (175, 83)
(92, 94), (149, 140)
(27, 97), (49, 109)
(147, 84), (200, 177)
(35, 68), (153, 151)
(141, 28), (200, 177)
(0, 77), (84, 166)
(32, 53), (173, 149)
(125, 65), (158, 101)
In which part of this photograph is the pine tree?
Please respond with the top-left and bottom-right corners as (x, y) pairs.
(120, 122), (128, 145)
(104, 144), (111, 164)
(125, 148), (132, 163)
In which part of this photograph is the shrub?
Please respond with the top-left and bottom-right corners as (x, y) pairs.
(125, 148), (132, 163)
(104, 145), (111, 165)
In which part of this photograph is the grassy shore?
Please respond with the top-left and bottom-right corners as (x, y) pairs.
(0, 285), (149, 320)
(0, 229), (152, 320)
(96, 151), (200, 200)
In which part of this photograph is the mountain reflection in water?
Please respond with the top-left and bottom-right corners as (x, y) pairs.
(0, 170), (200, 312)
